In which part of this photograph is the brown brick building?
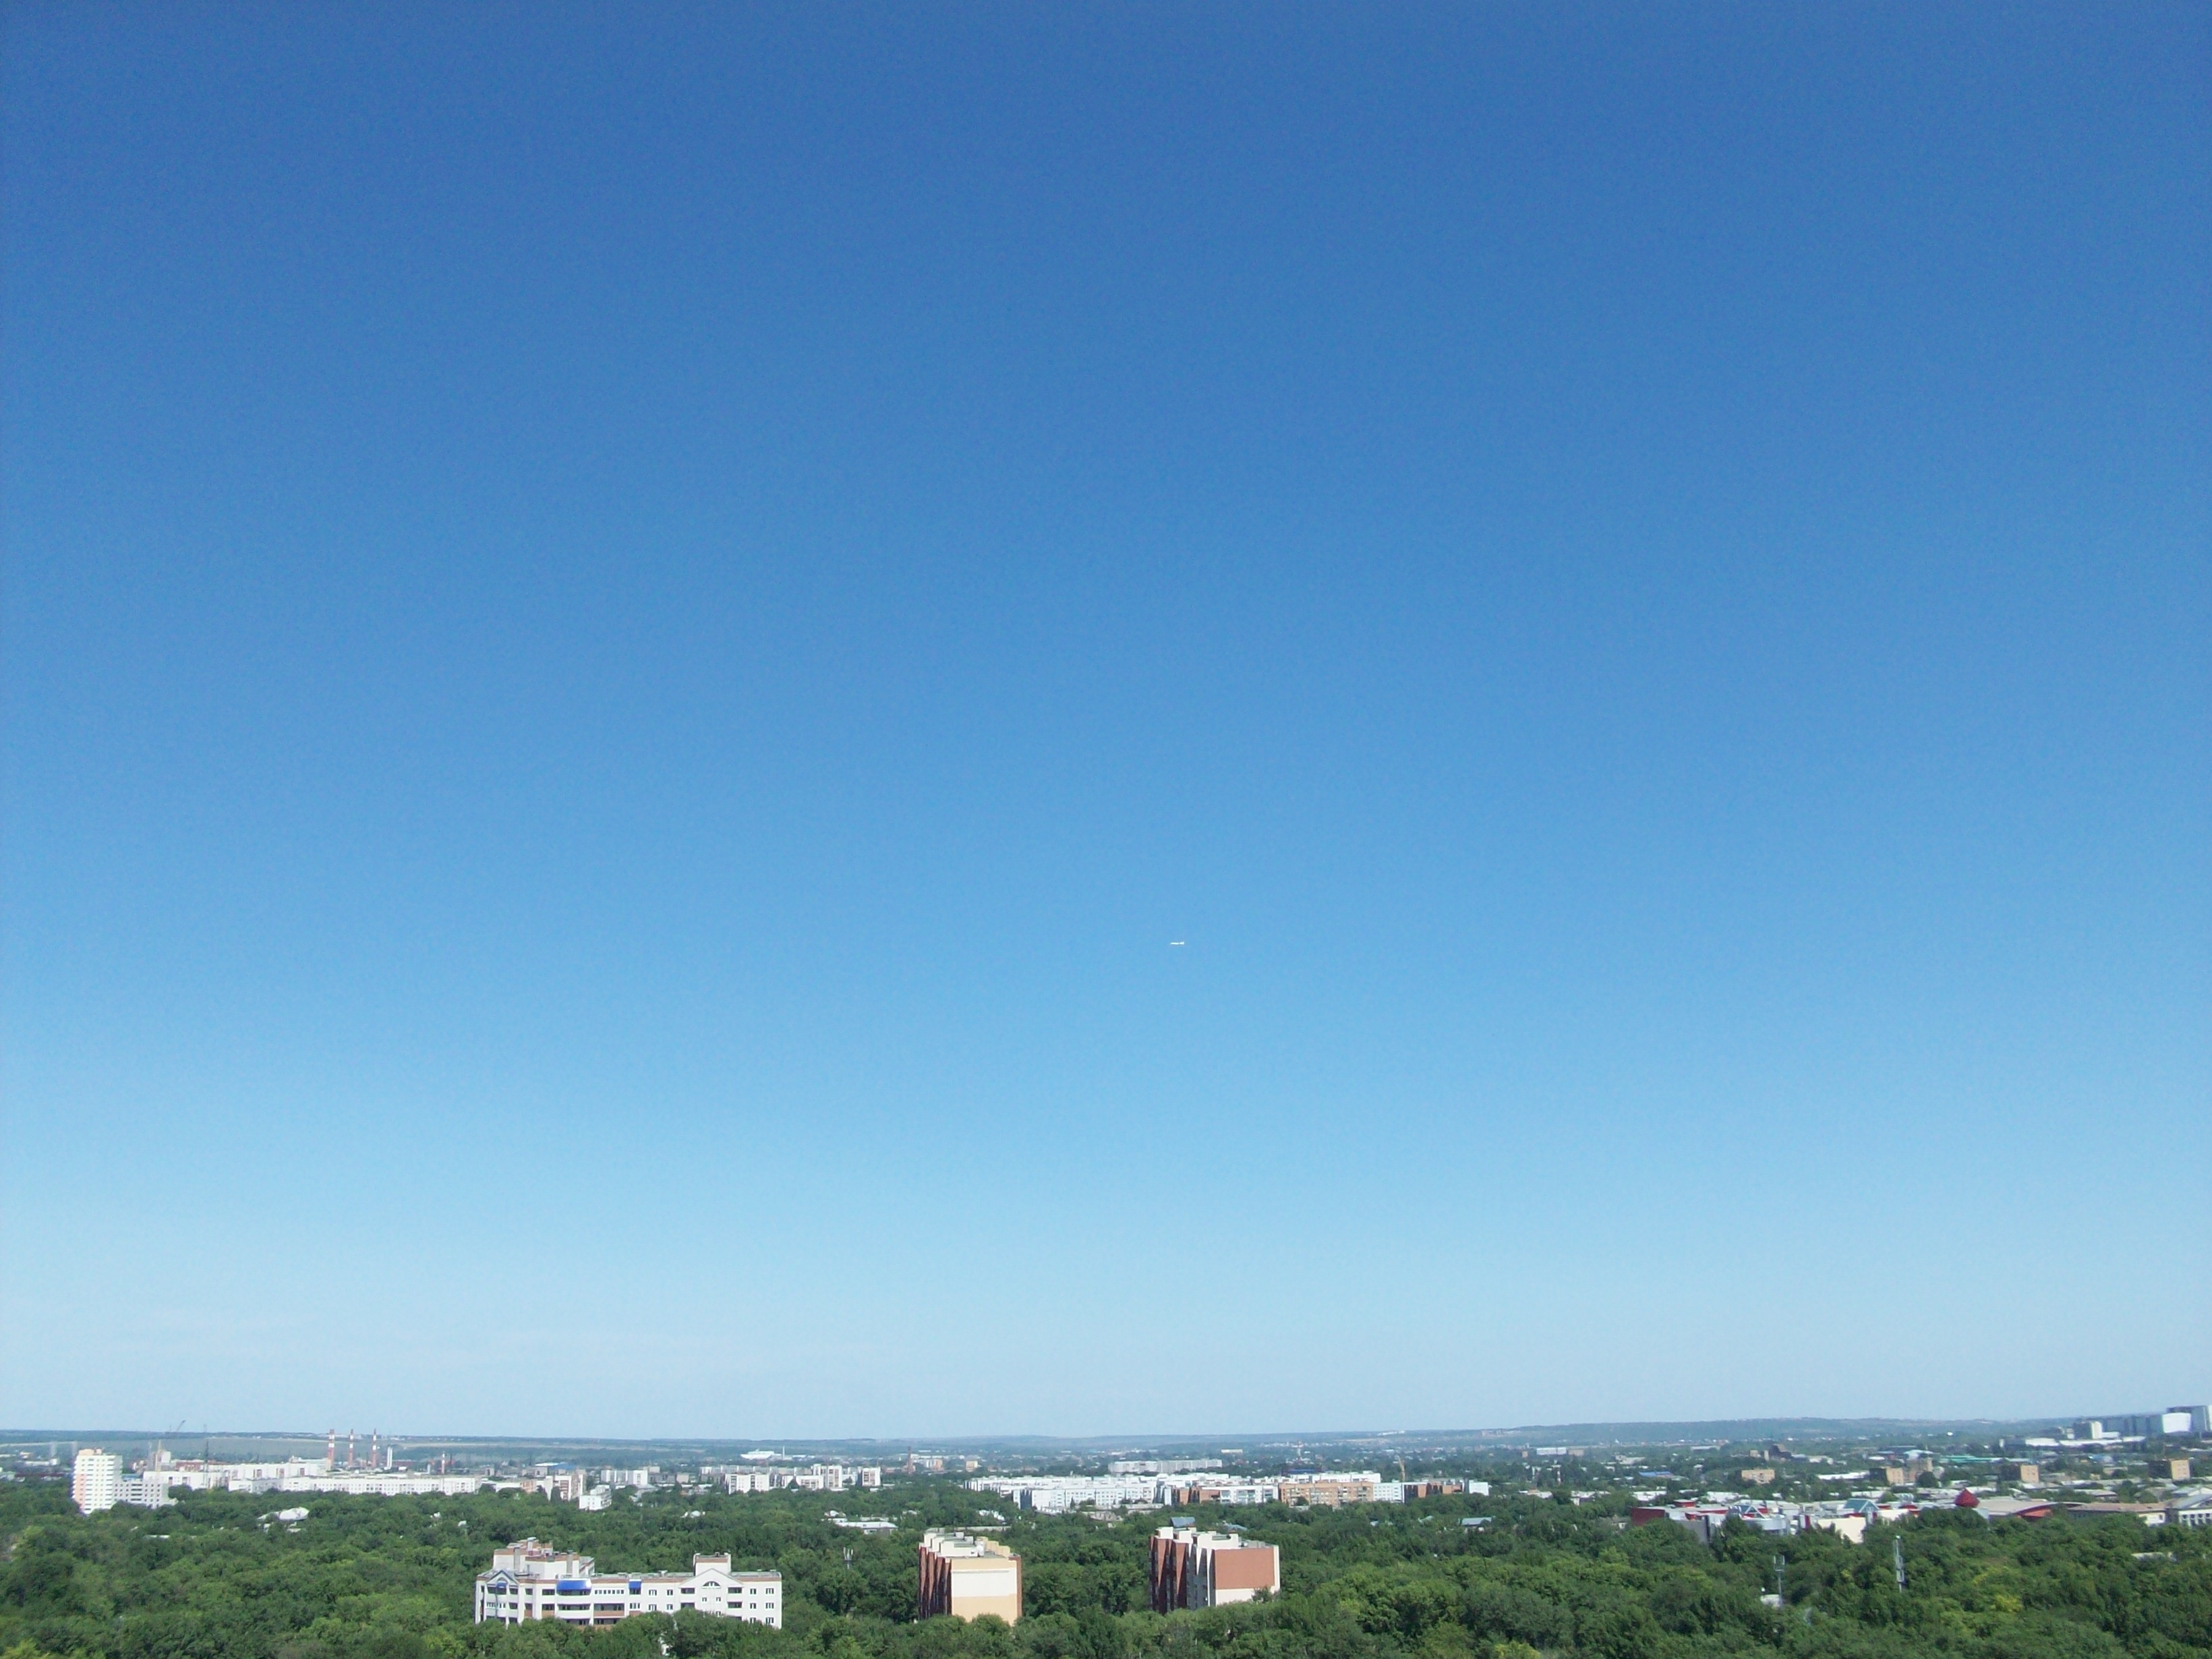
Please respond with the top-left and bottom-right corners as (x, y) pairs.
(1148, 1527), (1279, 1612)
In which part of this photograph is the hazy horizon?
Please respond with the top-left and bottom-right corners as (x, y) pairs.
(3, 1408), (2141, 1453)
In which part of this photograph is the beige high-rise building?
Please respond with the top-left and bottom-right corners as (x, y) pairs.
(918, 1530), (1021, 1623)
(73, 1449), (121, 1514)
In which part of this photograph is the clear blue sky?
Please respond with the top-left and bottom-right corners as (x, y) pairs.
(4, 3), (2205, 1440)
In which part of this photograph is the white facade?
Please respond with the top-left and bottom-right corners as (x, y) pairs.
(1173, 1480), (1283, 1506)
(147, 1459), (424, 1496)
(73, 1450), (121, 1514)
(971, 1474), (1164, 1513)
(281, 1473), (484, 1496)
(726, 1463), (881, 1494)
(1111, 1459), (1222, 1476)
(475, 1540), (780, 1629)
(117, 1474), (175, 1509)
(79, 1454), (472, 1504)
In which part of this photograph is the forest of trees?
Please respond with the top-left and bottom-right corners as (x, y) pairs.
(3, 1476), (2207, 1659)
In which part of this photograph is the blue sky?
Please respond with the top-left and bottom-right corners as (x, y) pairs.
(3, 3), (2206, 1439)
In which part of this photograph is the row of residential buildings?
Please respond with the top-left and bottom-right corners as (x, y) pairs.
(67, 1449), (894, 1516)
(721, 1462), (883, 1492)
(1633, 1485), (2212, 1545)
(1107, 1459), (1223, 1476)
(968, 1472), (1487, 1513)
(70, 1450), (486, 1511)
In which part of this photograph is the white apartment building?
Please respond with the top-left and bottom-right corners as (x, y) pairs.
(726, 1463), (881, 1494)
(73, 1450), (121, 1514)
(69, 1452), (477, 1509)
(1169, 1480), (1283, 1507)
(282, 1472), (484, 1496)
(474, 1540), (780, 1629)
(157, 1459), (331, 1492)
(970, 1474), (1163, 1513)
(133, 1459), (473, 1498)
(117, 1474), (176, 1509)
(1110, 1459), (1223, 1476)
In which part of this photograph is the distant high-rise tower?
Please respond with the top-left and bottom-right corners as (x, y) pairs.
(73, 1449), (121, 1514)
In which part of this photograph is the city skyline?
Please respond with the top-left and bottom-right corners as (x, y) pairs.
(16, 1406), (2211, 1461)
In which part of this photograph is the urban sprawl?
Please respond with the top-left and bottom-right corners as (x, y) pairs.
(41, 1403), (2212, 1631)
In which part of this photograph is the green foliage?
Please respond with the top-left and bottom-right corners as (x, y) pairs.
(0, 1479), (2205, 1659)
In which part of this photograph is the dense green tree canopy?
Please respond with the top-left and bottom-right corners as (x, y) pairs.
(2, 1479), (2205, 1659)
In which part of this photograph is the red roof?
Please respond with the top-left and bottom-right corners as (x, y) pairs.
(1954, 1490), (1979, 1508)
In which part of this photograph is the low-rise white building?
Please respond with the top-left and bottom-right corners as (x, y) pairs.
(2170, 1494), (2212, 1529)
(283, 1473), (484, 1496)
(474, 1540), (781, 1629)
(117, 1474), (175, 1509)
